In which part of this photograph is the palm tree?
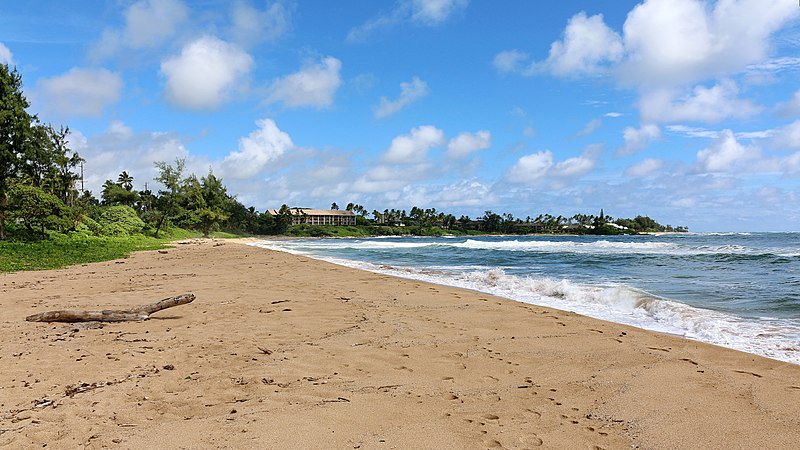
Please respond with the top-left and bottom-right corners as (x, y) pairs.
(117, 171), (134, 191)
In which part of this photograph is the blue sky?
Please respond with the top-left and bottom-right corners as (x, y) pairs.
(2, 0), (800, 231)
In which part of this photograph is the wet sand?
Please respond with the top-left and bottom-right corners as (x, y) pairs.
(2, 238), (799, 449)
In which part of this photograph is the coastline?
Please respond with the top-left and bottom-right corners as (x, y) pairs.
(2, 238), (798, 449)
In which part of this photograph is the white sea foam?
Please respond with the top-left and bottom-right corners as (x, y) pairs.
(249, 239), (800, 365)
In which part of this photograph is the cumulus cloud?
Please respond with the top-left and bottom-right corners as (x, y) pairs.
(772, 120), (800, 149)
(382, 125), (445, 164)
(161, 36), (253, 110)
(506, 146), (599, 184)
(220, 119), (294, 179)
(348, 0), (468, 41)
(36, 67), (122, 118)
(446, 130), (491, 158)
(695, 129), (760, 172)
(624, 158), (664, 177)
(544, 12), (623, 76)
(551, 145), (601, 178)
(506, 151), (554, 183)
(497, 0), (798, 87)
(620, 0), (799, 87)
(91, 0), (189, 60)
(639, 81), (761, 124)
(374, 76), (429, 118)
(617, 124), (661, 156)
(0, 42), (13, 65)
(229, 1), (290, 46)
(266, 56), (342, 109)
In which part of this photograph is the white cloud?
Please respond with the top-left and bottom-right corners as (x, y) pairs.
(544, 12), (623, 76)
(220, 119), (293, 179)
(577, 118), (602, 136)
(551, 145), (601, 178)
(667, 125), (774, 140)
(695, 129), (760, 172)
(498, 0), (798, 89)
(507, 146), (599, 184)
(374, 76), (429, 118)
(383, 125), (445, 164)
(230, 1), (290, 46)
(604, 112), (623, 118)
(493, 50), (530, 74)
(620, 0), (799, 86)
(506, 151), (554, 184)
(161, 36), (253, 110)
(776, 90), (800, 116)
(624, 158), (664, 177)
(108, 120), (133, 139)
(410, 0), (469, 24)
(0, 42), (13, 65)
(446, 130), (491, 158)
(617, 124), (661, 156)
(640, 80), (761, 124)
(772, 120), (800, 149)
(347, 0), (468, 41)
(91, 0), (188, 60)
(36, 67), (122, 118)
(267, 56), (342, 109)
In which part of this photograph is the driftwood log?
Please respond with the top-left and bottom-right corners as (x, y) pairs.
(25, 293), (195, 323)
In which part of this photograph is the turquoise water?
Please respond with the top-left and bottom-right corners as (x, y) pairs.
(251, 233), (800, 364)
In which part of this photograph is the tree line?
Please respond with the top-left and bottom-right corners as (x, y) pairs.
(1, 63), (685, 242)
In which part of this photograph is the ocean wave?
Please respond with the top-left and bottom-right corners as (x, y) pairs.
(451, 239), (800, 258)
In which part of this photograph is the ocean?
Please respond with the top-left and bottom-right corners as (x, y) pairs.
(250, 233), (800, 365)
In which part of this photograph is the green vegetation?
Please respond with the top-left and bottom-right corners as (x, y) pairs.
(0, 234), (167, 272)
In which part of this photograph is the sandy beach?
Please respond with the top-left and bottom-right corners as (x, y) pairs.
(2, 238), (799, 449)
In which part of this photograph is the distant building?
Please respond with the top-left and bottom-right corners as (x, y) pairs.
(267, 208), (357, 226)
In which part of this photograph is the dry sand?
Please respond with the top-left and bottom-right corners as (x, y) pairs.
(1, 238), (799, 449)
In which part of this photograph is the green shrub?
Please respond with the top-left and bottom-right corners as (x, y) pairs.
(96, 205), (145, 236)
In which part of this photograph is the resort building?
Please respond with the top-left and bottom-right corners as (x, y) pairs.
(267, 208), (357, 226)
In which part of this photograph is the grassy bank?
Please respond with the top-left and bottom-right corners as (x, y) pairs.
(0, 234), (168, 272)
(0, 228), (250, 273)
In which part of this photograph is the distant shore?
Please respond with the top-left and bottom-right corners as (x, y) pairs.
(2, 238), (798, 449)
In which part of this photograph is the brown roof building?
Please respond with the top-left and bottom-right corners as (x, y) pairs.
(267, 208), (357, 226)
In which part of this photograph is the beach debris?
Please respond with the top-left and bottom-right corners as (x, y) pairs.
(24, 293), (195, 323)
(256, 346), (272, 355)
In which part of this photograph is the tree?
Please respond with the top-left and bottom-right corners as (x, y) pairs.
(181, 174), (230, 237)
(481, 210), (502, 232)
(101, 178), (139, 206)
(331, 202), (339, 210)
(188, 170), (233, 237)
(117, 171), (134, 191)
(8, 183), (69, 239)
(0, 64), (36, 239)
(152, 158), (186, 237)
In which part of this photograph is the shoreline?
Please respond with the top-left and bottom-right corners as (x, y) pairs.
(2, 239), (799, 448)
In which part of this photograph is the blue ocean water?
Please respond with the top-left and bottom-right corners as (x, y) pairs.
(251, 233), (800, 365)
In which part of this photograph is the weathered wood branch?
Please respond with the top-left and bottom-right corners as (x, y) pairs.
(25, 293), (195, 323)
